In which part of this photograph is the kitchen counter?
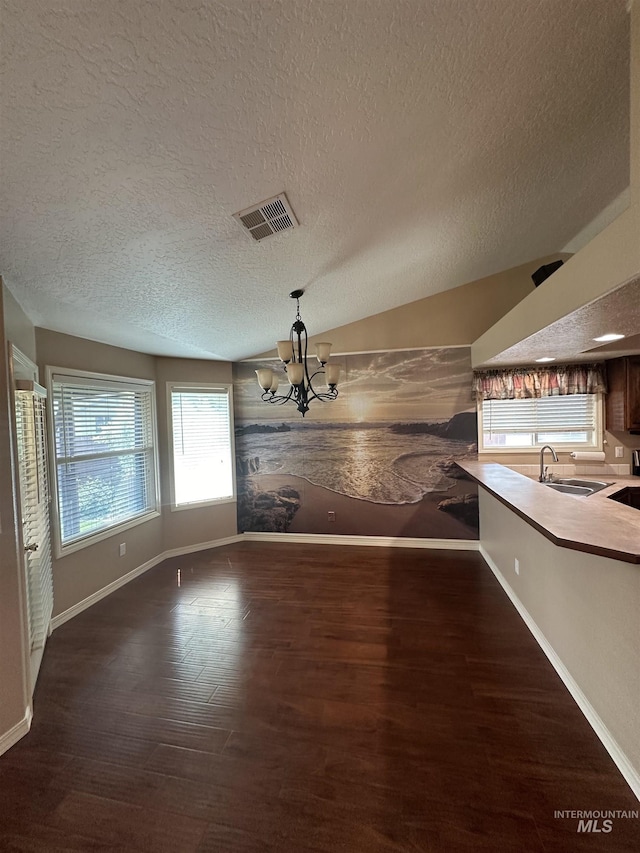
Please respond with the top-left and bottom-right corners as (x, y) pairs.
(458, 460), (640, 564)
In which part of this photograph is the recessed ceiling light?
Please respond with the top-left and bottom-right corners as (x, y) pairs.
(593, 333), (625, 342)
(535, 356), (555, 363)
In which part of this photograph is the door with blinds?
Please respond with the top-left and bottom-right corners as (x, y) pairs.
(15, 379), (54, 691)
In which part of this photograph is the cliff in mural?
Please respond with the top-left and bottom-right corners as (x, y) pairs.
(233, 348), (479, 539)
(388, 411), (477, 440)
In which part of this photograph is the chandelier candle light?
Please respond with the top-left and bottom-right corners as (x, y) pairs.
(255, 290), (340, 417)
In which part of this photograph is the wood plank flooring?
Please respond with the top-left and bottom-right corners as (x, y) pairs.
(0, 542), (638, 851)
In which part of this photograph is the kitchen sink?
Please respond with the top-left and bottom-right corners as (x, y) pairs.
(553, 478), (611, 493)
(542, 478), (612, 497)
(543, 483), (593, 496)
(554, 477), (611, 492)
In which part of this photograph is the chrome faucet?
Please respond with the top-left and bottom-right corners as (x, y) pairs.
(539, 445), (558, 482)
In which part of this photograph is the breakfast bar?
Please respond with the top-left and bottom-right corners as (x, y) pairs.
(458, 460), (640, 564)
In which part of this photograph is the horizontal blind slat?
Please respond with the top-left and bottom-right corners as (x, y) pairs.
(53, 377), (157, 546)
(171, 389), (234, 505)
(483, 394), (598, 448)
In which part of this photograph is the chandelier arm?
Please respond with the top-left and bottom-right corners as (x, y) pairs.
(304, 385), (339, 404)
(260, 384), (295, 404)
(305, 367), (338, 403)
(262, 394), (299, 406)
(306, 367), (327, 384)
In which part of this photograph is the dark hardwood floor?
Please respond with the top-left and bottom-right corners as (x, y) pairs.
(0, 542), (638, 851)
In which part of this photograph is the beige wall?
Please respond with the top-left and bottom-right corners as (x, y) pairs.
(254, 255), (570, 359)
(50, 518), (164, 617)
(36, 328), (156, 382)
(604, 428), (640, 467)
(0, 284), (31, 743)
(479, 489), (640, 779)
(3, 283), (36, 363)
(155, 357), (237, 552)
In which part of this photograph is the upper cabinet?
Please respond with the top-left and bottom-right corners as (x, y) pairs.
(606, 357), (640, 433)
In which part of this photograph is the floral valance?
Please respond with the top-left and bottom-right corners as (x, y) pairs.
(473, 363), (607, 401)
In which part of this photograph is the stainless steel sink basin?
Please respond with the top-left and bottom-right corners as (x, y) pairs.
(543, 482), (593, 496)
(542, 478), (612, 496)
(553, 478), (611, 493)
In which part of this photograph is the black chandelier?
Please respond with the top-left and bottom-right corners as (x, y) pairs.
(255, 290), (340, 417)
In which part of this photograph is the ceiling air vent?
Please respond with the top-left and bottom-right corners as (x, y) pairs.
(233, 193), (298, 242)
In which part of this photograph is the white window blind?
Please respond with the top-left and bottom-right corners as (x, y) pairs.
(170, 386), (234, 507)
(51, 373), (158, 548)
(15, 386), (53, 651)
(481, 394), (599, 450)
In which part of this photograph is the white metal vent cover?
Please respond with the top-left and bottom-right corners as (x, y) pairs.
(232, 193), (298, 241)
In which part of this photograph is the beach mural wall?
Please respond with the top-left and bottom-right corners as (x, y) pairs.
(232, 347), (479, 539)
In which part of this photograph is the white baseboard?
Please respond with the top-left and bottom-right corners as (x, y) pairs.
(50, 535), (243, 631)
(162, 534), (244, 560)
(0, 706), (32, 757)
(243, 532), (480, 550)
(479, 545), (640, 802)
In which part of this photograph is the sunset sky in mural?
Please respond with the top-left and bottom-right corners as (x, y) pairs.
(234, 347), (475, 423)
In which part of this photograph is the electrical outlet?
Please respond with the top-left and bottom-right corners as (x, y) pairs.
(615, 446), (624, 458)
(327, 511), (336, 522)
(119, 543), (126, 557)
(514, 558), (520, 575)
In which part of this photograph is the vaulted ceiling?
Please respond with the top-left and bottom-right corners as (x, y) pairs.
(0, 0), (630, 360)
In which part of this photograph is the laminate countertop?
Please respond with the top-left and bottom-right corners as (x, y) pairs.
(457, 460), (640, 564)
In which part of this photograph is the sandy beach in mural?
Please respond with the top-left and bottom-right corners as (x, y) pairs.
(239, 472), (478, 539)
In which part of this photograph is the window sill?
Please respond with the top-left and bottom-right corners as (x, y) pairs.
(478, 446), (604, 455)
(170, 497), (237, 513)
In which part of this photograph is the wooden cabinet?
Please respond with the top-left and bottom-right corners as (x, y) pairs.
(606, 356), (640, 433)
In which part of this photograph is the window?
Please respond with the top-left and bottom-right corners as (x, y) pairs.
(479, 394), (602, 452)
(48, 369), (159, 553)
(169, 385), (235, 508)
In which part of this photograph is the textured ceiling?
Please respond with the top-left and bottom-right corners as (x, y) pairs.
(476, 274), (640, 367)
(0, 0), (631, 361)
